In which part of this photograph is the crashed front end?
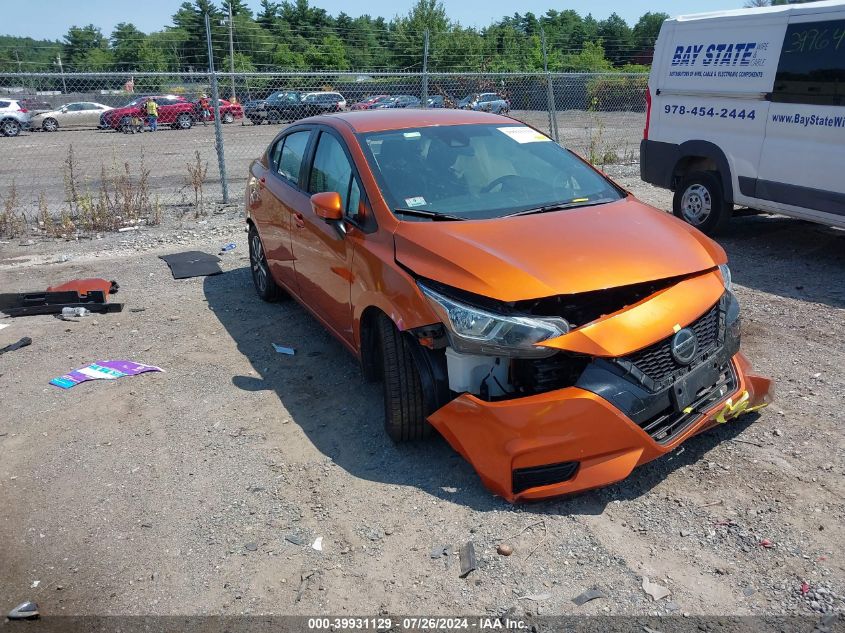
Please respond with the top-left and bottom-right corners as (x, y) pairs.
(412, 268), (773, 502)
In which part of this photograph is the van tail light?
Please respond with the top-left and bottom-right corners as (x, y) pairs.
(643, 88), (652, 140)
(19, 108), (28, 113)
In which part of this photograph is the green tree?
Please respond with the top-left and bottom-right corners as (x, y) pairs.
(632, 12), (669, 51)
(63, 25), (108, 68)
(597, 12), (633, 66)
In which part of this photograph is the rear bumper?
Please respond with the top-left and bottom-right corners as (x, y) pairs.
(428, 352), (772, 502)
(640, 139), (681, 189)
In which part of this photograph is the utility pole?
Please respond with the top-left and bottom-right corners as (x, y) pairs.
(421, 29), (429, 109)
(540, 28), (559, 142)
(227, 1), (236, 102)
(55, 54), (67, 94)
(206, 12), (229, 204)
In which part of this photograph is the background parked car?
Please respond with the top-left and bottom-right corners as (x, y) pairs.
(101, 95), (197, 132)
(31, 102), (113, 132)
(0, 99), (31, 137)
(350, 95), (390, 110)
(426, 95), (451, 108)
(244, 91), (346, 124)
(302, 91), (346, 111)
(372, 95), (421, 109)
(458, 92), (510, 114)
(191, 98), (242, 124)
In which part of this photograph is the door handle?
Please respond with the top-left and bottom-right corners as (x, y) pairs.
(294, 212), (305, 228)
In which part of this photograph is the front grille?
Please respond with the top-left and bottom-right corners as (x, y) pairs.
(639, 362), (737, 444)
(512, 461), (579, 494)
(620, 300), (723, 391)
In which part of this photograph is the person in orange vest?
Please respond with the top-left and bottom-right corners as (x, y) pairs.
(145, 97), (159, 132)
(198, 93), (211, 126)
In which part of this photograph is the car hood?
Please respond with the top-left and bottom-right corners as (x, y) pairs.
(393, 197), (726, 302)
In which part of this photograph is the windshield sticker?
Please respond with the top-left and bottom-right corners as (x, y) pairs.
(403, 131), (421, 138)
(497, 126), (551, 143)
(405, 196), (426, 207)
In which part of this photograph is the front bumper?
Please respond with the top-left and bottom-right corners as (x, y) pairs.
(428, 352), (772, 502)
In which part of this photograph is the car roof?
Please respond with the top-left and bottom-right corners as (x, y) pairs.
(314, 108), (513, 133)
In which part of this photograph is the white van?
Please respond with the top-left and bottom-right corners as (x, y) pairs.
(641, 1), (845, 234)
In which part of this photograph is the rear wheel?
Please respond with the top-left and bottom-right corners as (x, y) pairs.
(1, 118), (21, 137)
(119, 116), (132, 133)
(248, 225), (284, 302)
(378, 315), (430, 442)
(223, 111), (234, 124)
(42, 117), (58, 132)
(673, 171), (732, 236)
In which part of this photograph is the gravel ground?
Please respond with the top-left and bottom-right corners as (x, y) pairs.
(0, 165), (843, 619)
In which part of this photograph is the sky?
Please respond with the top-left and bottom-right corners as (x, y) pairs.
(3, 0), (746, 41)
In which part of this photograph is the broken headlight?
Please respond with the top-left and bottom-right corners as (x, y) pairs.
(419, 283), (569, 358)
(718, 264), (732, 291)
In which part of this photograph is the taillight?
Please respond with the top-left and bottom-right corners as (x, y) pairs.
(19, 108), (28, 113)
(643, 88), (652, 140)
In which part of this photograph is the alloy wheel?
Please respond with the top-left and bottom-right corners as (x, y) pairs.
(680, 183), (712, 226)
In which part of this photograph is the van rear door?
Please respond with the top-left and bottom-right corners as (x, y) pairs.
(754, 10), (845, 225)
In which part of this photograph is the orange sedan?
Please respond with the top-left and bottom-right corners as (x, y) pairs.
(244, 109), (772, 502)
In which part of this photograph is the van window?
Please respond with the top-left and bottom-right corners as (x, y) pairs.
(773, 19), (845, 106)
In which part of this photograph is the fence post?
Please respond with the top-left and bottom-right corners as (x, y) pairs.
(205, 13), (229, 204)
(421, 30), (430, 109)
(540, 29), (559, 143)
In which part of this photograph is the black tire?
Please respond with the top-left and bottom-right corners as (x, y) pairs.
(673, 170), (732, 236)
(267, 110), (281, 124)
(378, 315), (430, 442)
(248, 225), (284, 302)
(119, 116), (132, 133)
(175, 113), (193, 129)
(42, 117), (58, 132)
(223, 111), (234, 124)
(1, 118), (21, 137)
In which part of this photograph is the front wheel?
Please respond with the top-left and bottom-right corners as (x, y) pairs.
(673, 171), (732, 236)
(378, 315), (431, 443)
(42, 118), (58, 132)
(248, 225), (284, 302)
(223, 111), (234, 124)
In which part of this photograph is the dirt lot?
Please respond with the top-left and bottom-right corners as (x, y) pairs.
(0, 164), (844, 620)
(0, 109), (642, 214)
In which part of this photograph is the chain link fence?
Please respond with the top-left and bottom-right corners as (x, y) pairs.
(0, 71), (646, 237)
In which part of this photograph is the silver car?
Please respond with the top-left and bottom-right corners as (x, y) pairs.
(0, 99), (31, 137)
(31, 102), (113, 132)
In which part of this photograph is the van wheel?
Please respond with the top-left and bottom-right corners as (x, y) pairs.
(378, 315), (430, 443)
(673, 171), (731, 235)
(248, 225), (284, 302)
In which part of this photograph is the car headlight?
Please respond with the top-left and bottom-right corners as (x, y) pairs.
(718, 264), (732, 291)
(419, 283), (569, 358)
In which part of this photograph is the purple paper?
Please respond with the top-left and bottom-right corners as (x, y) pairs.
(50, 360), (163, 389)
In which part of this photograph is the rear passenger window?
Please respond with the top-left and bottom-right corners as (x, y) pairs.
(0, 101), (10, 108)
(277, 130), (310, 184)
(773, 19), (845, 106)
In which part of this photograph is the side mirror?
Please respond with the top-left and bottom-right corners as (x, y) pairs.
(311, 191), (343, 222)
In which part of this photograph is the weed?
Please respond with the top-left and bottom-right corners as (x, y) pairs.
(0, 181), (25, 238)
(185, 150), (209, 218)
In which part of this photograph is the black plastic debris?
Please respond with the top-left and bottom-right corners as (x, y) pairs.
(459, 542), (477, 578)
(572, 587), (608, 606)
(8, 601), (39, 620)
(159, 251), (222, 279)
(0, 337), (31, 356)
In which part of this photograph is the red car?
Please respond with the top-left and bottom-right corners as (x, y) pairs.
(193, 98), (243, 124)
(100, 95), (197, 132)
(350, 95), (390, 111)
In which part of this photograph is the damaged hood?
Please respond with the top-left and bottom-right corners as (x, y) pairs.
(393, 197), (726, 301)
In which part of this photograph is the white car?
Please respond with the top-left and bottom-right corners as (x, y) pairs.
(302, 91), (346, 111)
(640, 0), (845, 234)
(31, 102), (113, 132)
(0, 98), (31, 137)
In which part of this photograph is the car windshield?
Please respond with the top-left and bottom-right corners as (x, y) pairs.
(360, 124), (623, 221)
(268, 91), (299, 102)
